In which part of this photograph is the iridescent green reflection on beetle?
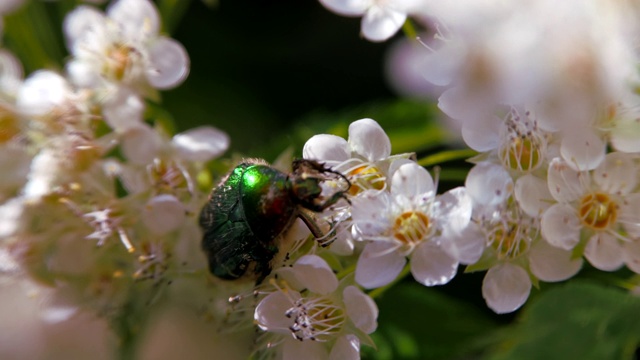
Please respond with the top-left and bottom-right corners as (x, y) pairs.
(199, 159), (349, 282)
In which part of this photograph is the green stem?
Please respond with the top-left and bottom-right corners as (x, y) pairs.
(336, 262), (357, 280)
(417, 149), (477, 167)
(112, 284), (160, 360)
(113, 298), (143, 360)
(402, 18), (418, 41)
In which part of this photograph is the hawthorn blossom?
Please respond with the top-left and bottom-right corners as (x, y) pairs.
(303, 118), (413, 255)
(465, 162), (582, 313)
(63, 0), (189, 93)
(255, 255), (377, 360)
(424, 0), (639, 119)
(303, 118), (396, 190)
(351, 161), (481, 288)
(61, 0), (189, 133)
(541, 153), (640, 271)
(462, 107), (552, 174)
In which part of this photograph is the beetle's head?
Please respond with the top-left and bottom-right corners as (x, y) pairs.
(289, 159), (351, 212)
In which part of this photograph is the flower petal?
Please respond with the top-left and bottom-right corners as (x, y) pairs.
(0, 49), (23, 95)
(622, 240), (640, 274)
(255, 291), (297, 333)
(610, 117), (640, 152)
(348, 118), (391, 162)
(528, 240), (582, 282)
(102, 89), (145, 132)
(291, 255), (338, 295)
(441, 222), (485, 265)
(172, 125), (229, 162)
(141, 195), (186, 235)
(540, 203), (581, 250)
(390, 162), (434, 199)
(546, 157), (587, 203)
(461, 115), (501, 152)
(65, 60), (102, 88)
(343, 286), (378, 334)
(465, 162), (512, 207)
(559, 129), (605, 171)
(107, 0), (160, 39)
(514, 174), (552, 217)
(329, 335), (360, 360)
(361, 6), (406, 42)
(17, 71), (69, 116)
(583, 233), (624, 271)
(303, 134), (350, 163)
(482, 263), (531, 314)
(63, 6), (105, 51)
(146, 37), (190, 89)
(120, 124), (161, 165)
(436, 186), (472, 232)
(619, 193), (640, 237)
(319, 0), (371, 16)
(351, 191), (391, 237)
(283, 337), (328, 360)
(411, 241), (458, 286)
(592, 152), (637, 195)
(355, 241), (406, 289)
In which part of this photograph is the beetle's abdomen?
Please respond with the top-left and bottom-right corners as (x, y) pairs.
(240, 165), (297, 244)
(200, 163), (256, 279)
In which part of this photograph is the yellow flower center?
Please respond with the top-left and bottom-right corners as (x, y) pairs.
(579, 192), (617, 230)
(393, 211), (430, 246)
(348, 164), (385, 195)
(500, 136), (543, 172)
(148, 158), (189, 196)
(105, 43), (135, 81)
(491, 223), (529, 260)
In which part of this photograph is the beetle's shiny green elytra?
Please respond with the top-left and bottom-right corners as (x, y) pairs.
(199, 159), (349, 281)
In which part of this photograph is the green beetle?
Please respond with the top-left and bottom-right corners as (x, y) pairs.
(199, 158), (349, 281)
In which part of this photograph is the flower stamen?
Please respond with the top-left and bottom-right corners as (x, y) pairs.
(579, 192), (617, 230)
(393, 211), (430, 248)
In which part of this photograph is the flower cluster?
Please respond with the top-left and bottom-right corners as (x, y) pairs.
(319, 0), (640, 315)
(3, 0), (640, 359)
(0, 0), (228, 327)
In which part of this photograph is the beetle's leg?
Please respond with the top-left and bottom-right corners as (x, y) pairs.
(297, 209), (338, 247)
(297, 208), (327, 239)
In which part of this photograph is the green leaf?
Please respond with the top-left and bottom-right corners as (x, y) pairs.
(488, 281), (640, 360)
(363, 281), (499, 359)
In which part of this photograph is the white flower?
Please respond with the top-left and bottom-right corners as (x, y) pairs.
(303, 118), (412, 255)
(463, 107), (551, 174)
(140, 194), (186, 235)
(607, 94), (640, 153)
(319, 0), (413, 42)
(541, 153), (639, 271)
(352, 161), (479, 288)
(0, 49), (23, 98)
(420, 0), (640, 132)
(63, 0), (189, 92)
(465, 162), (582, 313)
(254, 255), (377, 360)
(171, 126), (230, 163)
